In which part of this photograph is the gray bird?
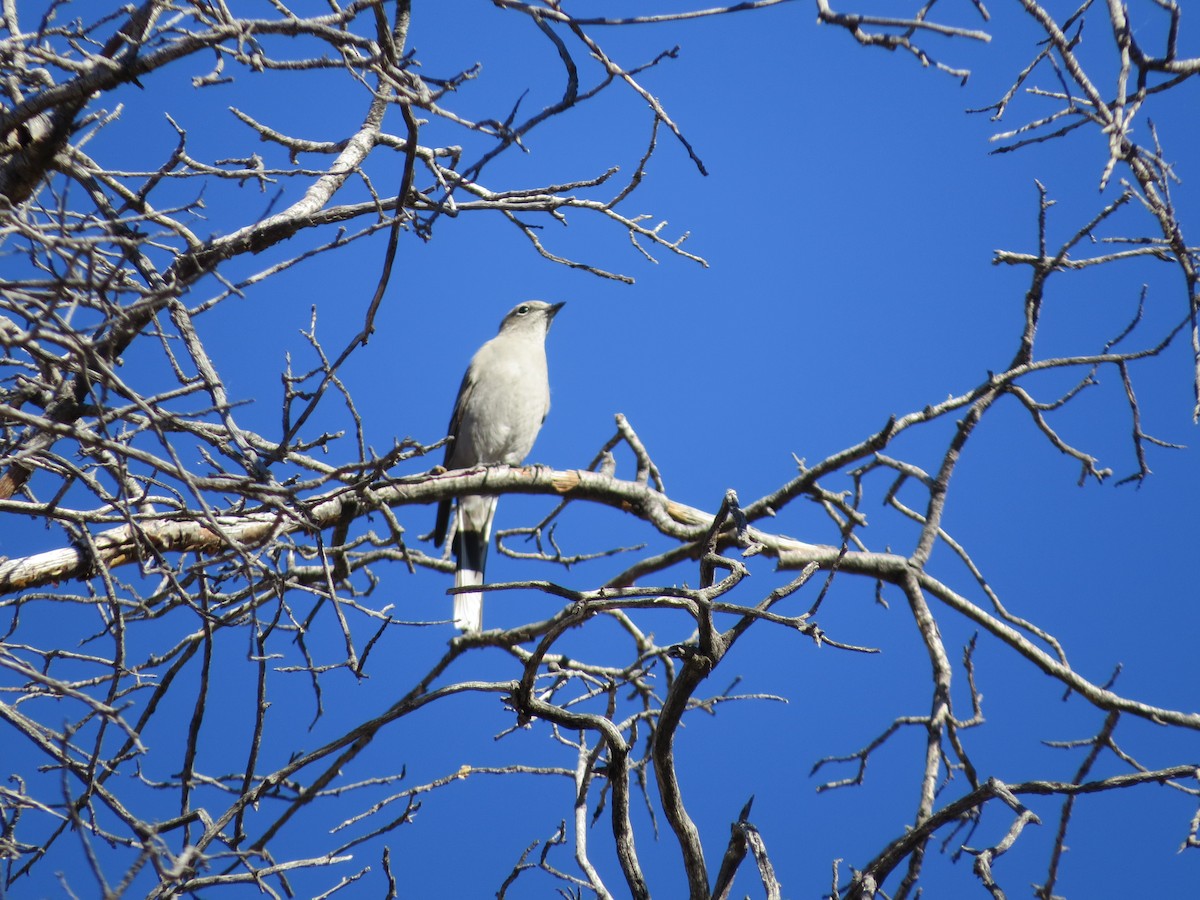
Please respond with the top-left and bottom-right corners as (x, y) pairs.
(433, 300), (564, 631)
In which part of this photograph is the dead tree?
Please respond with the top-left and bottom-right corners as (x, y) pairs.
(1, 1), (1198, 897)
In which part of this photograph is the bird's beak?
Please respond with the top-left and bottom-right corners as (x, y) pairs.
(549, 301), (566, 319)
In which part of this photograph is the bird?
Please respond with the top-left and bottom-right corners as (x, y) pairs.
(433, 300), (564, 631)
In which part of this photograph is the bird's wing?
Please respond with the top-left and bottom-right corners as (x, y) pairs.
(433, 361), (479, 547)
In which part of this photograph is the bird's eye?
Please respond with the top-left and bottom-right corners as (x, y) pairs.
(516, 304), (530, 315)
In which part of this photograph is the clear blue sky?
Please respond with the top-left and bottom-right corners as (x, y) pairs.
(5, 1), (1200, 897)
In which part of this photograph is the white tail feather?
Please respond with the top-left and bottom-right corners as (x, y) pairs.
(452, 498), (495, 632)
(454, 567), (484, 632)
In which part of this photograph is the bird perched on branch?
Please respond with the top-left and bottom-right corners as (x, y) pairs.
(433, 300), (565, 631)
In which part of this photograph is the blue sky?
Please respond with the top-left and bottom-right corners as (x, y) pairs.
(5, 1), (1200, 898)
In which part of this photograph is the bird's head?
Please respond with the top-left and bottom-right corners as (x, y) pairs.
(498, 300), (565, 337)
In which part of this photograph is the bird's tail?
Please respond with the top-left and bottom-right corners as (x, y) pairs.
(453, 498), (494, 632)
(453, 566), (484, 632)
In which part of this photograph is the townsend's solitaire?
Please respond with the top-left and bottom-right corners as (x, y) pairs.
(433, 300), (564, 631)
